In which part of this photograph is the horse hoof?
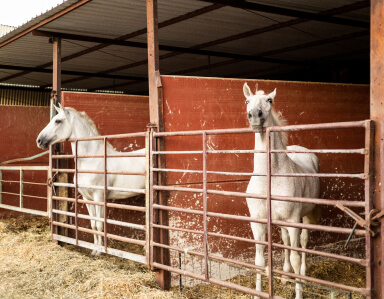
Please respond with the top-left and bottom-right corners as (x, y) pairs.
(91, 250), (102, 256)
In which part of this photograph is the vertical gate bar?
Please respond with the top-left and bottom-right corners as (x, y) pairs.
(50, 145), (55, 241)
(364, 120), (374, 298)
(47, 168), (52, 218)
(19, 169), (24, 209)
(0, 169), (2, 204)
(74, 140), (79, 246)
(266, 128), (273, 296)
(149, 129), (156, 270)
(145, 129), (151, 268)
(103, 137), (108, 254)
(202, 132), (209, 281)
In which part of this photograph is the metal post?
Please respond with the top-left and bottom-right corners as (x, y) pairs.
(0, 170), (2, 205)
(19, 169), (24, 209)
(266, 128), (273, 296)
(202, 132), (209, 281)
(103, 137), (108, 254)
(145, 129), (151, 268)
(364, 120), (374, 299)
(147, 0), (170, 290)
(370, 2), (384, 296)
(74, 140), (79, 246)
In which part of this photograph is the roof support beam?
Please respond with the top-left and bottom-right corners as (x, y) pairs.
(199, 0), (369, 28)
(0, 64), (147, 81)
(32, 30), (307, 66)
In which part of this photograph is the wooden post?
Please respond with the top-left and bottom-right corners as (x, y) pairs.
(370, 1), (384, 297)
(147, 0), (171, 290)
(52, 37), (68, 239)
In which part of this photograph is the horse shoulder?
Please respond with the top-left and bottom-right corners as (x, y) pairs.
(286, 145), (319, 173)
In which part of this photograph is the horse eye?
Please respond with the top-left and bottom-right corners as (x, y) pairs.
(267, 98), (273, 104)
(245, 100), (249, 105)
(55, 119), (62, 124)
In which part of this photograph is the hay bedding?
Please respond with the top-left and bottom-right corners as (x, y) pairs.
(0, 216), (182, 299)
(0, 216), (366, 299)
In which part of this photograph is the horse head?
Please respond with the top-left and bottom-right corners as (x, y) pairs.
(243, 83), (276, 131)
(36, 104), (72, 149)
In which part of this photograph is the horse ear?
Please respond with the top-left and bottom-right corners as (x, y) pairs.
(268, 88), (277, 103)
(243, 83), (253, 98)
(53, 105), (61, 114)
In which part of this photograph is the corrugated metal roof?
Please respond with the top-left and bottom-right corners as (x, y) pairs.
(0, 25), (15, 37)
(0, 0), (370, 95)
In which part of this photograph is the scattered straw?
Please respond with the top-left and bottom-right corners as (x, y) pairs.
(0, 216), (182, 299)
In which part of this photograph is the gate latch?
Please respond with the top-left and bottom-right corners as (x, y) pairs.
(336, 204), (382, 248)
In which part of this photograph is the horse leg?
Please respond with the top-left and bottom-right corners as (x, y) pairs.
(287, 226), (303, 299)
(93, 191), (105, 256)
(251, 222), (267, 299)
(85, 203), (98, 255)
(300, 216), (310, 277)
(281, 227), (292, 284)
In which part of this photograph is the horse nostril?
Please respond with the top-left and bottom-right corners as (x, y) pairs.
(247, 112), (252, 119)
(258, 110), (263, 118)
(37, 138), (41, 144)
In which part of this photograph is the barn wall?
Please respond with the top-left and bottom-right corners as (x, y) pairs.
(160, 75), (370, 283)
(0, 106), (50, 217)
(61, 92), (149, 243)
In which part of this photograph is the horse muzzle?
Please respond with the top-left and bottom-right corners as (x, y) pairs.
(36, 136), (50, 149)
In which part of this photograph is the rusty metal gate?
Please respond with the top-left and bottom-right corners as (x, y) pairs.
(49, 120), (381, 297)
(0, 165), (50, 217)
(148, 120), (378, 298)
(50, 131), (149, 264)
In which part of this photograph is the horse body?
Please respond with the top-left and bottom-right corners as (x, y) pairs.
(37, 106), (145, 255)
(243, 83), (320, 299)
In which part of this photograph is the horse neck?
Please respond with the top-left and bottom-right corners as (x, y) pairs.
(69, 114), (109, 156)
(253, 112), (289, 172)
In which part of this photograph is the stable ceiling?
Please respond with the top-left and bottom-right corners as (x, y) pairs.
(0, 0), (370, 95)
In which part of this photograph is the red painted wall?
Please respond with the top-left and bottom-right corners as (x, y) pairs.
(161, 76), (370, 270)
(0, 106), (50, 217)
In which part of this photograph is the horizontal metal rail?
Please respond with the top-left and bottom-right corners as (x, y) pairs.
(52, 233), (146, 264)
(52, 182), (145, 194)
(152, 167), (365, 179)
(52, 209), (145, 230)
(66, 132), (146, 142)
(0, 203), (47, 216)
(153, 120), (367, 137)
(153, 148), (365, 155)
(52, 152), (145, 159)
(0, 166), (49, 171)
(52, 195), (146, 212)
(153, 185), (365, 208)
(52, 168), (145, 176)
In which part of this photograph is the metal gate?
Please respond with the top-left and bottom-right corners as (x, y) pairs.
(148, 120), (376, 298)
(0, 165), (50, 217)
(49, 120), (379, 297)
(50, 131), (149, 264)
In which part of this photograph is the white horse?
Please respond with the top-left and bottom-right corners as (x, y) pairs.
(37, 105), (145, 255)
(243, 83), (320, 299)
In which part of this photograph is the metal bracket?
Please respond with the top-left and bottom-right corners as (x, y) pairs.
(336, 203), (376, 237)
